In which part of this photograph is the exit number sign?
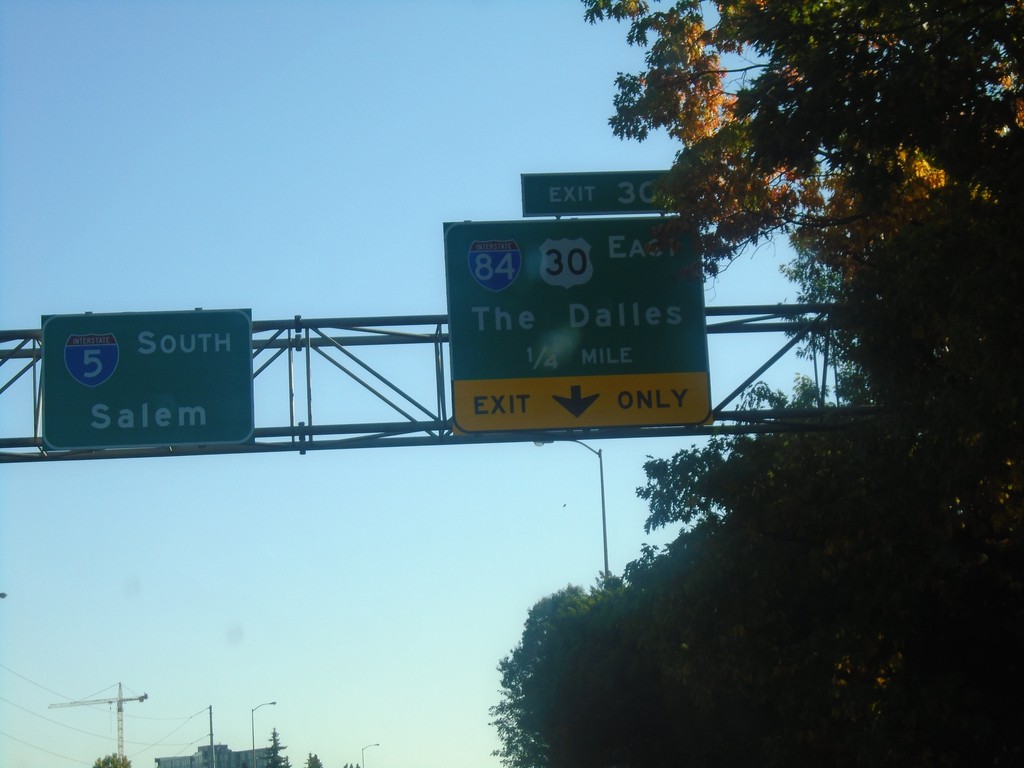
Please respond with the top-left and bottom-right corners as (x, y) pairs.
(521, 170), (667, 217)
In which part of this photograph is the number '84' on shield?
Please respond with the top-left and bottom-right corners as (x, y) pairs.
(64, 333), (120, 387)
(468, 239), (521, 292)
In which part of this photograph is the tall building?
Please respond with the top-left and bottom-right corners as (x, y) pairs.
(155, 743), (271, 768)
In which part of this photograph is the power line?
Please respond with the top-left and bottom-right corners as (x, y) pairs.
(0, 729), (82, 763)
(1, 666), (208, 763)
(127, 708), (209, 759)
(0, 662), (75, 701)
(0, 695), (114, 739)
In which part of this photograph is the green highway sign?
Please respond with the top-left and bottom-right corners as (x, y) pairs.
(443, 218), (710, 432)
(42, 309), (254, 450)
(521, 170), (667, 217)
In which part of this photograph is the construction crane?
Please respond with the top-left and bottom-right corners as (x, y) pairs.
(49, 682), (148, 758)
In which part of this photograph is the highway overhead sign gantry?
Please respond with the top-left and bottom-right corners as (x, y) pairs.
(42, 308), (254, 450)
(443, 217), (710, 433)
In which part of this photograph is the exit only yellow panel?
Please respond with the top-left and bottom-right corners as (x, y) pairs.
(453, 371), (711, 432)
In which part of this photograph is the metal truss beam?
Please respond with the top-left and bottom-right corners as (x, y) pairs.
(0, 304), (871, 463)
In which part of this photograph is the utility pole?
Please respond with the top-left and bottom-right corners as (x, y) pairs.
(209, 705), (217, 768)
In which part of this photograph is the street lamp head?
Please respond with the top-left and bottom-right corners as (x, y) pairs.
(362, 742), (380, 767)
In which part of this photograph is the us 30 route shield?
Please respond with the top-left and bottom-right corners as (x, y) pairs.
(443, 218), (711, 433)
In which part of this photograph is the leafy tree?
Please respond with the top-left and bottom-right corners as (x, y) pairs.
(491, 1), (1023, 766)
(583, 0), (1024, 446)
(631, 426), (1019, 765)
(498, 423), (1024, 765)
(584, 0), (1022, 265)
(491, 586), (586, 768)
(304, 754), (323, 768)
(93, 756), (131, 768)
(491, 579), (675, 768)
(266, 728), (290, 768)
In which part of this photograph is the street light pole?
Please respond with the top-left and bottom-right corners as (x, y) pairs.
(251, 701), (276, 768)
(535, 440), (610, 578)
(362, 742), (379, 768)
(571, 440), (609, 579)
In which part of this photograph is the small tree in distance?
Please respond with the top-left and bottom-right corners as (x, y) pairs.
(94, 755), (131, 768)
(266, 728), (290, 768)
(304, 753), (324, 768)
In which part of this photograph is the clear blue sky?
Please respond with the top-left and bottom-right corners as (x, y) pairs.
(0, 3), (800, 767)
